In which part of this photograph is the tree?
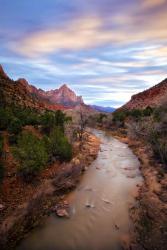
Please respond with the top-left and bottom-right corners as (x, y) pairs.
(8, 118), (22, 134)
(0, 107), (13, 130)
(77, 110), (88, 142)
(13, 132), (48, 180)
(49, 127), (72, 161)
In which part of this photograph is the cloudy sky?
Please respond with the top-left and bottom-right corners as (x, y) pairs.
(0, 0), (167, 107)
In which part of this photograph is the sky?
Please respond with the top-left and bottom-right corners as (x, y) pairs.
(0, 0), (167, 107)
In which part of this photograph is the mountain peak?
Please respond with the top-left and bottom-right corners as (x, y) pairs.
(46, 84), (84, 106)
(59, 84), (69, 89)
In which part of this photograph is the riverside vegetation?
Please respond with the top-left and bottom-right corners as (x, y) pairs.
(0, 107), (72, 183)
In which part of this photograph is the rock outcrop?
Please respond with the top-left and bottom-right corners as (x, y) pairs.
(0, 65), (9, 79)
(45, 84), (84, 107)
(17, 80), (84, 107)
(0, 66), (65, 110)
(0, 65), (85, 110)
(121, 78), (167, 110)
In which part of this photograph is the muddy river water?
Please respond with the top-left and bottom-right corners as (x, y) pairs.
(17, 129), (143, 250)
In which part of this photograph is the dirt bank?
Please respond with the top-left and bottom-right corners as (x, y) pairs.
(0, 132), (100, 250)
(111, 129), (167, 250)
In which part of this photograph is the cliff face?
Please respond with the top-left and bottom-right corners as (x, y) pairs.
(16, 81), (84, 107)
(0, 66), (65, 110)
(0, 65), (85, 111)
(45, 84), (84, 107)
(121, 78), (167, 110)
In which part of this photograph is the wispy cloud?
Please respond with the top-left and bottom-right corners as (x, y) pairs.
(1, 0), (167, 107)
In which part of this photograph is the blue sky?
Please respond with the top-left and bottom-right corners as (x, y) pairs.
(0, 0), (167, 107)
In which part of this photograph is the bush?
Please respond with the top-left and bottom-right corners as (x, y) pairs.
(0, 107), (13, 130)
(8, 118), (22, 134)
(40, 110), (71, 134)
(148, 130), (167, 167)
(129, 109), (142, 119)
(49, 128), (72, 161)
(112, 111), (127, 127)
(40, 111), (55, 134)
(142, 106), (153, 117)
(8, 134), (18, 145)
(13, 132), (48, 180)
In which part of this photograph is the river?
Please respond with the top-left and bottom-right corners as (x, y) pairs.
(17, 129), (142, 250)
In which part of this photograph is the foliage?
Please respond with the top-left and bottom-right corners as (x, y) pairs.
(129, 109), (143, 119)
(142, 106), (153, 117)
(13, 132), (48, 180)
(126, 104), (167, 168)
(97, 113), (107, 123)
(49, 127), (72, 161)
(40, 110), (71, 134)
(0, 107), (13, 130)
(12, 107), (40, 126)
(8, 118), (22, 134)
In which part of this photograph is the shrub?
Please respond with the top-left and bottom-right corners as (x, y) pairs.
(40, 111), (55, 134)
(148, 130), (167, 167)
(129, 109), (142, 119)
(112, 111), (127, 127)
(40, 110), (71, 134)
(142, 106), (153, 117)
(11, 107), (40, 126)
(13, 132), (48, 180)
(0, 107), (13, 130)
(8, 134), (18, 145)
(8, 118), (22, 134)
(49, 128), (72, 161)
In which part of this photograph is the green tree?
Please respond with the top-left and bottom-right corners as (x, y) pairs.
(130, 109), (142, 119)
(13, 132), (48, 180)
(40, 110), (71, 134)
(8, 118), (22, 134)
(49, 127), (72, 161)
(0, 107), (13, 130)
(142, 106), (153, 117)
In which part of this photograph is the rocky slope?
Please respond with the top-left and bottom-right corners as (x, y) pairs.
(17, 80), (84, 107)
(0, 73), (65, 111)
(121, 78), (167, 110)
(0, 65), (83, 110)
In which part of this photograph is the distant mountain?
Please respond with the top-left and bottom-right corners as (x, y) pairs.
(45, 84), (84, 107)
(91, 105), (115, 113)
(121, 78), (167, 110)
(17, 80), (84, 107)
(0, 65), (87, 111)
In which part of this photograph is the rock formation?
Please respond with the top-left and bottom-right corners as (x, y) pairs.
(121, 78), (167, 110)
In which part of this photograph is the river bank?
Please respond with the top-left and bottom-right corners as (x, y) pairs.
(16, 129), (142, 250)
(110, 128), (167, 250)
(0, 132), (100, 250)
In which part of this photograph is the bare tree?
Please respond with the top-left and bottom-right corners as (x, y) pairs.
(77, 110), (88, 142)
